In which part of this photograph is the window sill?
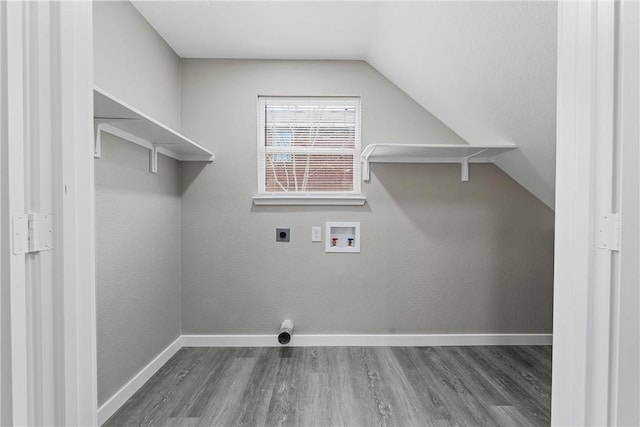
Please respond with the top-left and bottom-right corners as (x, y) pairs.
(252, 195), (367, 206)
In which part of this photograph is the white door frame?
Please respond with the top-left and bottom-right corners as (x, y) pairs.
(1, 1), (96, 425)
(553, 1), (639, 425)
(58, 2), (97, 424)
(3, 2), (29, 424)
(553, 1), (615, 424)
(610, 1), (640, 424)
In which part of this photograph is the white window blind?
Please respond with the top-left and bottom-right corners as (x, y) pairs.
(257, 97), (361, 196)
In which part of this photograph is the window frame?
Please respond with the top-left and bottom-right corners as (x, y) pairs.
(255, 96), (364, 205)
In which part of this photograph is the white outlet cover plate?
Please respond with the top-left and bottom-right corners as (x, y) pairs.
(311, 226), (322, 242)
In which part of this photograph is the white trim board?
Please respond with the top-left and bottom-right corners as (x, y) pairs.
(98, 333), (551, 424)
(97, 336), (182, 426)
(182, 334), (552, 347)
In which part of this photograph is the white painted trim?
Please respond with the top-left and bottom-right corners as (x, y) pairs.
(256, 96), (362, 197)
(609, 2), (640, 424)
(252, 195), (367, 206)
(0, 1), (6, 421)
(553, 1), (621, 425)
(4, 3), (98, 424)
(57, 2), (97, 425)
(182, 334), (552, 347)
(5, 2), (29, 424)
(97, 336), (183, 426)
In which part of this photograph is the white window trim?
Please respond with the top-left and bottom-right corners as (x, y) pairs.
(254, 96), (364, 206)
(252, 195), (367, 206)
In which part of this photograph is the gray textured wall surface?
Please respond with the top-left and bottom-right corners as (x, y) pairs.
(93, 1), (184, 405)
(179, 59), (555, 335)
(93, 0), (181, 129)
(96, 135), (182, 405)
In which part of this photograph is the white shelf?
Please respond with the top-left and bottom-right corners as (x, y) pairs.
(360, 143), (517, 182)
(93, 86), (214, 173)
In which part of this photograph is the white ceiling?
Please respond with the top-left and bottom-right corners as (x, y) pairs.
(132, 1), (379, 59)
(132, 0), (557, 208)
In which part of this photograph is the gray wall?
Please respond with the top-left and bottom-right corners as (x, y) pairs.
(93, 0), (181, 129)
(95, 135), (182, 405)
(93, 1), (183, 406)
(179, 59), (555, 335)
(92, 8), (555, 403)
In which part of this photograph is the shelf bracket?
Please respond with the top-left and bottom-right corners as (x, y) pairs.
(361, 145), (376, 182)
(362, 159), (371, 182)
(461, 149), (489, 182)
(94, 122), (104, 158)
(93, 121), (159, 174)
(150, 146), (158, 174)
(461, 157), (470, 182)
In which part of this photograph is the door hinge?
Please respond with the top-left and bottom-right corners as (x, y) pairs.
(12, 213), (53, 255)
(597, 213), (620, 252)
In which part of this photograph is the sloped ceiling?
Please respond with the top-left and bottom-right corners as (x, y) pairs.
(132, 1), (557, 209)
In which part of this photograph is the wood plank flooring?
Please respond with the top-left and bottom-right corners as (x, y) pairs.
(104, 346), (551, 427)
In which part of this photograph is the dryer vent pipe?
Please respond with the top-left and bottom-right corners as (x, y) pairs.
(278, 319), (294, 345)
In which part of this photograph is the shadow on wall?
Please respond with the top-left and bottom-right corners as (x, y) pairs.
(368, 162), (555, 333)
(96, 135), (184, 197)
(181, 161), (210, 195)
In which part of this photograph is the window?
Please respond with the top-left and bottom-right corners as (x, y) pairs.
(256, 97), (363, 204)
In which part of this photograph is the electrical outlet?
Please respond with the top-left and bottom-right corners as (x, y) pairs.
(276, 228), (290, 242)
(311, 226), (322, 242)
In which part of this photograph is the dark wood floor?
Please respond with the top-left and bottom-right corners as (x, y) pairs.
(104, 346), (552, 427)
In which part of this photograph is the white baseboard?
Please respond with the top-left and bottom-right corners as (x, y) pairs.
(99, 333), (551, 424)
(97, 336), (183, 426)
(181, 333), (552, 347)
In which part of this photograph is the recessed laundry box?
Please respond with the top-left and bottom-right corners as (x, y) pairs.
(325, 221), (360, 253)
